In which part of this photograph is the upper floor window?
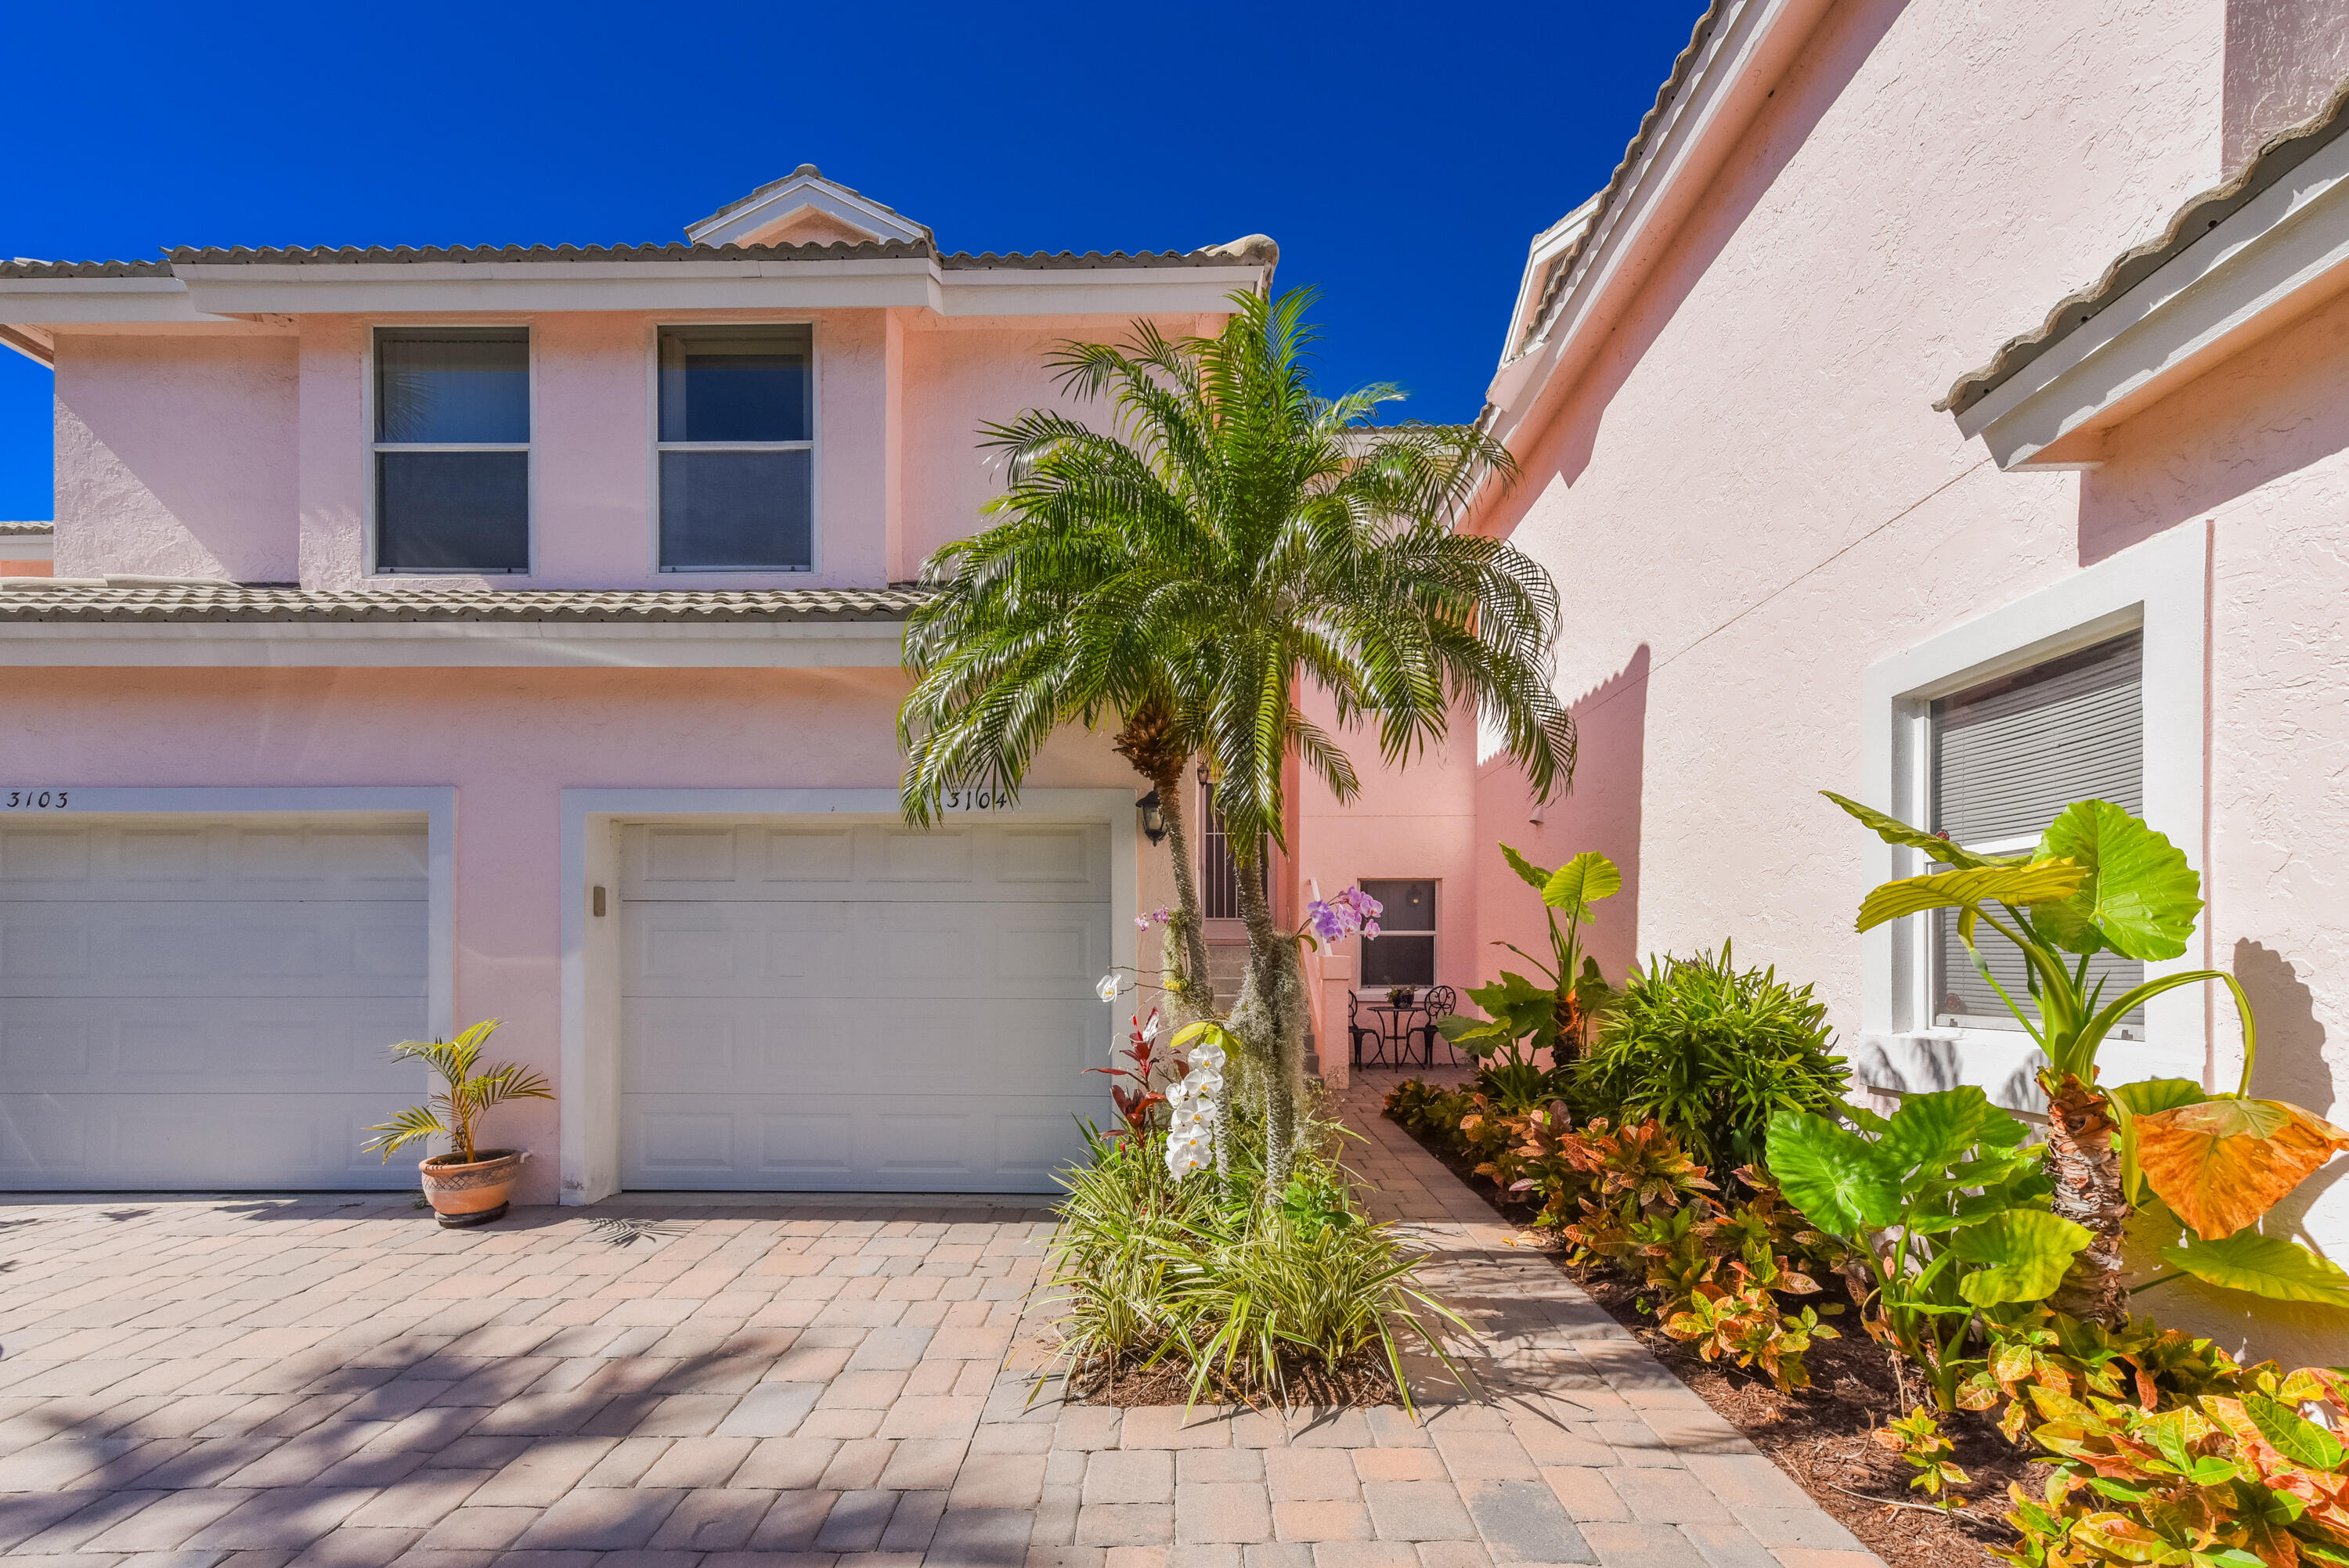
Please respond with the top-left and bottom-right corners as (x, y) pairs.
(658, 324), (814, 571)
(373, 327), (530, 574)
(1929, 630), (2145, 1036)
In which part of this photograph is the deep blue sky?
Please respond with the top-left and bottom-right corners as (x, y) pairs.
(0, 0), (1701, 521)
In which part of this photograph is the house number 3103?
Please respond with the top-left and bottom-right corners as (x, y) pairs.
(2, 791), (69, 809)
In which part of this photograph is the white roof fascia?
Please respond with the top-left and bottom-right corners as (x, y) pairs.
(1958, 126), (2349, 470)
(0, 616), (907, 669)
(1485, 0), (1834, 440)
(935, 264), (1268, 318)
(0, 276), (236, 326)
(5, 258), (1265, 321)
(168, 256), (941, 315)
(687, 175), (932, 247)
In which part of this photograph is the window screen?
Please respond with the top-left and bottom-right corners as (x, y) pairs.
(374, 328), (530, 573)
(1929, 631), (2145, 1033)
(1360, 879), (1435, 988)
(658, 325), (814, 570)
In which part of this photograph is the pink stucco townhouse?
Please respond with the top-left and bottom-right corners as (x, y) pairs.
(1449, 0), (2349, 1363)
(0, 168), (1286, 1206)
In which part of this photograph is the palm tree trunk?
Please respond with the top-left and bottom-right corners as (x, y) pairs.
(1149, 767), (1214, 1026)
(1229, 849), (1304, 1195)
(2044, 1072), (2131, 1326)
(1148, 770), (1232, 1184)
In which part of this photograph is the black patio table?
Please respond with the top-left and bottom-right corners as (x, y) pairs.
(1351, 993), (1448, 1069)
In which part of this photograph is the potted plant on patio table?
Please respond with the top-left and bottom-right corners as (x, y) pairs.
(363, 1018), (553, 1227)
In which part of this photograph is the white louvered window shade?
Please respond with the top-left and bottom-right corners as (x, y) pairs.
(1929, 631), (2146, 1035)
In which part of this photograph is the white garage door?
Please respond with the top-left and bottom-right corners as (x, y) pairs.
(0, 816), (431, 1191)
(619, 818), (1111, 1191)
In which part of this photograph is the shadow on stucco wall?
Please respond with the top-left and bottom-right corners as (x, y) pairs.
(2234, 937), (2335, 1117)
(1483, 644), (1652, 991)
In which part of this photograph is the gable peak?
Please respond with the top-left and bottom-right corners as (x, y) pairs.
(686, 166), (932, 249)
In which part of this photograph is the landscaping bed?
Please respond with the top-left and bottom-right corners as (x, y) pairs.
(1388, 1105), (2035, 1568)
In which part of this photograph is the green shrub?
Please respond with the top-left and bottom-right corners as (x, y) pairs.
(1043, 1114), (1463, 1408)
(1383, 1079), (1476, 1154)
(1579, 943), (1847, 1173)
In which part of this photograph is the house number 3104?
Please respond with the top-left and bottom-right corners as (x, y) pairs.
(943, 788), (1000, 810)
(2, 791), (69, 809)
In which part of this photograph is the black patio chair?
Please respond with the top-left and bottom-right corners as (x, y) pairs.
(1348, 991), (1387, 1068)
(1406, 985), (1460, 1067)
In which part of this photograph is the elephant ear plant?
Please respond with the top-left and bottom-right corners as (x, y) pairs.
(1768, 1086), (2092, 1411)
(1824, 792), (2349, 1323)
(1438, 845), (1622, 1102)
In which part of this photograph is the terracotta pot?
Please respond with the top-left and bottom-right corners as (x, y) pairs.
(418, 1148), (525, 1228)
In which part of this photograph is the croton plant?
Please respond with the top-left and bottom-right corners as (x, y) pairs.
(1824, 791), (2349, 1321)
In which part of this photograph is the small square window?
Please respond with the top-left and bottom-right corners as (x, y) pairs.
(657, 325), (814, 570)
(1360, 879), (1435, 988)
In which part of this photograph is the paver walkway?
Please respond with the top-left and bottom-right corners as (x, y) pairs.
(0, 1081), (1882, 1568)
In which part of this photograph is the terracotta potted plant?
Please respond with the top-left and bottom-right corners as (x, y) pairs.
(363, 1018), (553, 1228)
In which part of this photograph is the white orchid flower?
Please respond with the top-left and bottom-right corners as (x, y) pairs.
(1095, 974), (1120, 1004)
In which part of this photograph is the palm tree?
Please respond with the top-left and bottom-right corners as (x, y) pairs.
(897, 555), (1216, 1018)
(901, 288), (1576, 1191)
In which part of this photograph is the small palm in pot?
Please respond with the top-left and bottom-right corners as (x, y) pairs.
(364, 1018), (552, 1228)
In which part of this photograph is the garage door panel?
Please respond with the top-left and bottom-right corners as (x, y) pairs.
(619, 818), (1110, 1191)
(0, 903), (426, 997)
(625, 901), (1103, 1000)
(621, 1093), (1098, 1189)
(2, 997), (428, 1093)
(622, 822), (1110, 904)
(0, 816), (430, 1192)
(0, 1091), (420, 1188)
(0, 822), (428, 900)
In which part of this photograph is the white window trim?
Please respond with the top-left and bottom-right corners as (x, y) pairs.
(646, 319), (823, 575)
(556, 786), (1137, 1206)
(365, 324), (537, 578)
(1854, 523), (2208, 1112)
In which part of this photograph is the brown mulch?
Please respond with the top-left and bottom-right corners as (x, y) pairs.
(1062, 1346), (1405, 1409)
(1389, 1112), (2044, 1568)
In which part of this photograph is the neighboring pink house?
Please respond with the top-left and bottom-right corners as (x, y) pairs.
(0, 168), (1283, 1205)
(1442, 0), (2349, 1362)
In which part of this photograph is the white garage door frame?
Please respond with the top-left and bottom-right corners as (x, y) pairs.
(0, 786), (456, 1188)
(558, 788), (1135, 1206)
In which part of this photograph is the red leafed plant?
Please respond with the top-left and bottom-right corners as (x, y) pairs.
(1088, 1011), (1186, 1140)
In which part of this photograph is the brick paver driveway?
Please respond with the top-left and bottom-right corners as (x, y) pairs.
(0, 1087), (1882, 1568)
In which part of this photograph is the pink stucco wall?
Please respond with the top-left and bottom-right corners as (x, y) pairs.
(1458, 0), (2349, 1361)
(1290, 690), (1484, 1077)
(55, 307), (1211, 593)
(2225, 0), (2349, 171)
(54, 330), (300, 582)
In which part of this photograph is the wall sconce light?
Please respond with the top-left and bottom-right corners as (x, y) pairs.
(1137, 789), (1167, 845)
